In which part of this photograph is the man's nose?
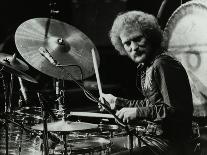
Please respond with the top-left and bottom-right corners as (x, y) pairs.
(131, 41), (139, 51)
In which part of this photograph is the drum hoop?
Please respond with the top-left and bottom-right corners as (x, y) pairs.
(163, 0), (207, 49)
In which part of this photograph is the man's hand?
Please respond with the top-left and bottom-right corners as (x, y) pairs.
(98, 93), (117, 111)
(116, 108), (138, 123)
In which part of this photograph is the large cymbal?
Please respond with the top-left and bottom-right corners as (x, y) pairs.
(31, 120), (98, 132)
(15, 18), (100, 80)
(0, 53), (38, 83)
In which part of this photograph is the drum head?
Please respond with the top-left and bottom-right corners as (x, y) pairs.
(164, 0), (207, 117)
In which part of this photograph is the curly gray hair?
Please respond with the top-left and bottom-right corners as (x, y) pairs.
(109, 11), (163, 55)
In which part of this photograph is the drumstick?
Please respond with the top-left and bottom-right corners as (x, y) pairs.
(91, 48), (104, 103)
(70, 112), (114, 119)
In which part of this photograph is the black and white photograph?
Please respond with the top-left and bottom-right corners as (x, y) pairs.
(0, 0), (207, 154)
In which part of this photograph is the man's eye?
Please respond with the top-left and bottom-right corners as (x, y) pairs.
(133, 37), (142, 42)
(124, 41), (131, 46)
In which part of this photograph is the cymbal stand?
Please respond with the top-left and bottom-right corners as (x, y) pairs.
(37, 93), (49, 155)
(55, 79), (66, 119)
(55, 79), (69, 155)
(45, 0), (59, 39)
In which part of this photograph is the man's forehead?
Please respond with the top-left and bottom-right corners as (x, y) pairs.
(120, 27), (142, 41)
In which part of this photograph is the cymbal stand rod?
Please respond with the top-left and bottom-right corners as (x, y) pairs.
(37, 93), (49, 155)
(63, 134), (67, 155)
(60, 80), (66, 119)
(8, 73), (14, 112)
(55, 79), (60, 109)
(44, 1), (52, 39)
(45, 1), (59, 38)
(44, 18), (51, 39)
(128, 132), (133, 155)
(56, 79), (66, 119)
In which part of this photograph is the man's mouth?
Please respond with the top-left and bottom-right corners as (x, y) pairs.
(136, 51), (144, 56)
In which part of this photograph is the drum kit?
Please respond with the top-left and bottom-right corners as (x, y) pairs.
(1, 0), (207, 154)
(0, 17), (143, 155)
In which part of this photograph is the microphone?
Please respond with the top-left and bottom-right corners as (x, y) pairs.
(39, 47), (57, 66)
(18, 77), (28, 102)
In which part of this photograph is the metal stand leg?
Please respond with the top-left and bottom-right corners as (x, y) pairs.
(63, 134), (67, 155)
(128, 134), (133, 155)
(37, 93), (49, 155)
(1, 70), (11, 155)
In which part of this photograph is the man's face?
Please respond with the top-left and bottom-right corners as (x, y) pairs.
(120, 27), (152, 64)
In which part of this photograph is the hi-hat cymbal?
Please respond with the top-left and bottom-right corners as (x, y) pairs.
(0, 53), (38, 83)
(0, 53), (29, 71)
(31, 120), (98, 132)
(15, 18), (100, 80)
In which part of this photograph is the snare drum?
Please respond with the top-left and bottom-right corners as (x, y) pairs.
(54, 137), (111, 155)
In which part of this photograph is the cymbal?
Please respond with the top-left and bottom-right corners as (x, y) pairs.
(0, 53), (38, 83)
(0, 53), (29, 71)
(31, 119), (98, 132)
(15, 18), (100, 80)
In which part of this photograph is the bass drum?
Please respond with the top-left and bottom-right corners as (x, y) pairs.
(163, 0), (207, 117)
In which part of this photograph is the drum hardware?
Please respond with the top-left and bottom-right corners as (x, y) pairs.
(0, 53), (38, 155)
(33, 92), (99, 154)
(54, 78), (67, 118)
(37, 92), (50, 155)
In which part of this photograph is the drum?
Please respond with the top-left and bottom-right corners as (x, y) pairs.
(96, 124), (144, 153)
(63, 124), (140, 154)
(163, 0), (207, 117)
(0, 123), (42, 155)
(54, 137), (111, 155)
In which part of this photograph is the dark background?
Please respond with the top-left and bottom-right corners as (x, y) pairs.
(0, 0), (190, 112)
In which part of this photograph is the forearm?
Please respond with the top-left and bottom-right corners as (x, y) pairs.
(116, 97), (168, 121)
(115, 97), (145, 109)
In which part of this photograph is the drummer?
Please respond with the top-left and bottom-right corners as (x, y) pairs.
(99, 11), (197, 155)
